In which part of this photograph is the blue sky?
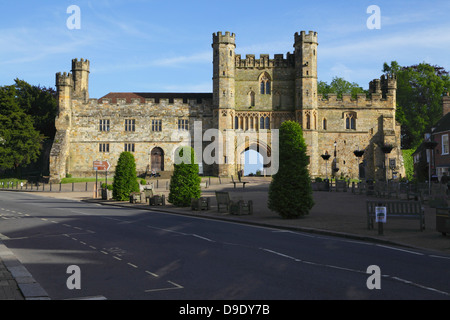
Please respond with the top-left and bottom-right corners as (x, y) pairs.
(1, 0), (450, 100)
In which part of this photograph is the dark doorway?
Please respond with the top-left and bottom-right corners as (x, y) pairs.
(151, 147), (164, 172)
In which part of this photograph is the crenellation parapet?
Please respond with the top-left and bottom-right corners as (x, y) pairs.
(213, 31), (236, 45)
(56, 72), (73, 87)
(294, 30), (318, 45)
(235, 52), (295, 68)
(369, 74), (397, 97)
(71, 58), (90, 72)
(319, 90), (394, 107)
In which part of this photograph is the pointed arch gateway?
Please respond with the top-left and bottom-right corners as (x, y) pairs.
(236, 138), (273, 176)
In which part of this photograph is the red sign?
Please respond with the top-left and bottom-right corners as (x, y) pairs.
(93, 160), (111, 171)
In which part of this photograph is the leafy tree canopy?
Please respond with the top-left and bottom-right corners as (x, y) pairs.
(13, 79), (57, 139)
(318, 76), (367, 99)
(383, 61), (450, 149)
(0, 85), (43, 170)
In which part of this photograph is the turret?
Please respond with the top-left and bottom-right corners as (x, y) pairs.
(55, 72), (73, 130)
(294, 31), (318, 111)
(212, 32), (236, 111)
(71, 58), (90, 101)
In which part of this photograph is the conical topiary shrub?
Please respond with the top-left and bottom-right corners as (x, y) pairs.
(112, 151), (140, 201)
(268, 121), (314, 218)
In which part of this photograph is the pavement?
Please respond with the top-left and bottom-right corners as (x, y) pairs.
(1, 176), (450, 299)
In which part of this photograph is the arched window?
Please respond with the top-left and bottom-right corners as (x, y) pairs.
(306, 114), (311, 130)
(235, 116), (239, 129)
(249, 91), (255, 107)
(260, 115), (270, 129)
(344, 112), (357, 130)
(259, 73), (271, 95)
(323, 118), (327, 130)
(265, 81), (271, 95)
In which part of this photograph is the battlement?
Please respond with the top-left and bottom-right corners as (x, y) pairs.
(318, 90), (395, 108)
(235, 53), (295, 68)
(294, 30), (318, 45)
(213, 31), (236, 45)
(71, 58), (90, 71)
(369, 74), (397, 96)
(56, 72), (73, 87)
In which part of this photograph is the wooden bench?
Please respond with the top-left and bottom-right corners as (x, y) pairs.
(215, 191), (253, 215)
(231, 175), (248, 189)
(366, 200), (425, 231)
(191, 197), (210, 211)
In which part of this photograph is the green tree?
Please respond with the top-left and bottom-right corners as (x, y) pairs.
(13, 79), (57, 139)
(383, 61), (450, 149)
(318, 77), (366, 99)
(112, 152), (139, 201)
(0, 85), (43, 172)
(268, 121), (314, 218)
(168, 146), (201, 207)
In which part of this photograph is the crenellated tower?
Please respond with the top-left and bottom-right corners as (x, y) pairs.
(212, 32), (236, 175)
(55, 71), (73, 130)
(294, 31), (318, 112)
(212, 32), (236, 115)
(71, 58), (90, 101)
(294, 31), (319, 176)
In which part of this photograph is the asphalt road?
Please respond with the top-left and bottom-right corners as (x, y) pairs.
(1, 191), (450, 301)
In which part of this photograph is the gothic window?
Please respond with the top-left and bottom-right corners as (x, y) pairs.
(344, 112), (357, 130)
(259, 73), (271, 95)
(235, 116), (239, 129)
(323, 118), (327, 130)
(266, 81), (271, 95)
(249, 91), (255, 107)
(260, 115), (270, 129)
(306, 114), (311, 130)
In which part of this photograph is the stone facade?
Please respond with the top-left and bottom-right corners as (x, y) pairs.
(49, 31), (404, 182)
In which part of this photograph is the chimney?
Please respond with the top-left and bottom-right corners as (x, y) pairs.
(443, 92), (450, 116)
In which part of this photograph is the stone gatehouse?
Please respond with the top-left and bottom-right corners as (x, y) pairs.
(49, 30), (404, 182)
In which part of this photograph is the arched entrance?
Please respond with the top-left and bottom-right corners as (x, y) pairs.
(237, 141), (272, 176)
(242, 149), (264, 176)
(150, 147), (164, 172)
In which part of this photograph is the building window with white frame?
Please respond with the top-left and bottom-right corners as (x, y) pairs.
(442, 134), (449, 155)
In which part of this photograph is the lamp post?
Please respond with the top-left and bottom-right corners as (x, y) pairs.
(353, 148), (365, 180)
(321, 151), (331, 180)
(332, 141), (339, 178)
